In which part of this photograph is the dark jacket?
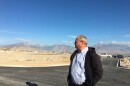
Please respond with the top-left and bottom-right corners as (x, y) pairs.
(67, 47), (103, 86)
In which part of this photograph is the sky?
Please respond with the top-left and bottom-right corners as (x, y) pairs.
(0, 0), (130, 46)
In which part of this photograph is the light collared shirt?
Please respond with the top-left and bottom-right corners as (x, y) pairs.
(71, 47), (88, 85)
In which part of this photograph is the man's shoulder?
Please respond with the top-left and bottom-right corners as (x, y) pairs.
(88, 47), (95, 51)
(88, 47), (99, 55)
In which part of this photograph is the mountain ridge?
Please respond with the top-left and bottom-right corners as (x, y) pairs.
(0, 42), (76, 53)
(93, 43), (130, 55)
(0, 42), (130, 55)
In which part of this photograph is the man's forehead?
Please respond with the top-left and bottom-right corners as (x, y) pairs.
(76, 37), (80, 40)
(75, 37), (80, 41)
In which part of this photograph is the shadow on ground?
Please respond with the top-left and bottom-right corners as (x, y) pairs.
(26, 82), (39, 86)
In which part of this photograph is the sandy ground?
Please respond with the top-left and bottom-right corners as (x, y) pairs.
(0, 50), (70, 67)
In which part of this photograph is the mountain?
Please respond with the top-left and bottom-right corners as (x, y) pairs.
(42, 44), (75, 53)
(93, 43), (130, 55)
(0, 42), (43, 52)
(0, 42), (76, 53)
(1, 42), (130, 55)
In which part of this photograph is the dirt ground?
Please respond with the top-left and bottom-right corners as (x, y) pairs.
(0, 50), (130, 86)
(0, 50), (70, 67)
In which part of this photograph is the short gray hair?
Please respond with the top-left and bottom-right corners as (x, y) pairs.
(78, 35), (87, 45)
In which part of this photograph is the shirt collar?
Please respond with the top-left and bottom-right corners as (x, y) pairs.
(80, 47), (88, 54)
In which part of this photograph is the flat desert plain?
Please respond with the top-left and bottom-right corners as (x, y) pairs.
(0, 50), (130, 86)
(0, 50), (70, 67)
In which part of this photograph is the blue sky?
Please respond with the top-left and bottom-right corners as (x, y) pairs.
(0, 0), (130, 46)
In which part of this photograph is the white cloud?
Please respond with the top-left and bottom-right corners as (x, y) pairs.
(99, 41), (130, 47)
(15, 38), (33, 43)
(0, 37), (29, 45)
(0, 37), (16, 45)
(124, 34), (130, 37)
(0, 30), (26, 34)
(0, 36), (45, 46)
(99, 41), (110, 44)
(0, 41), (4, 44)
(99, 41), (104, 44)
(67, 35), (77, 38)
(15, 38), (38, 45)
(62, 41), (73, 44)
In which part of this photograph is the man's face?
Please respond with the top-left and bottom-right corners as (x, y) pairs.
(74, 37), (82, 49)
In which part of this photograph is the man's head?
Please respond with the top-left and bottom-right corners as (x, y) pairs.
(74, 35), (87, 51)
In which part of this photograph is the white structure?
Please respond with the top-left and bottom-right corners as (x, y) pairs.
(98, 53), (112, 58)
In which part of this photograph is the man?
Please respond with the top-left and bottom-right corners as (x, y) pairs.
(67, 35), (103, 86)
